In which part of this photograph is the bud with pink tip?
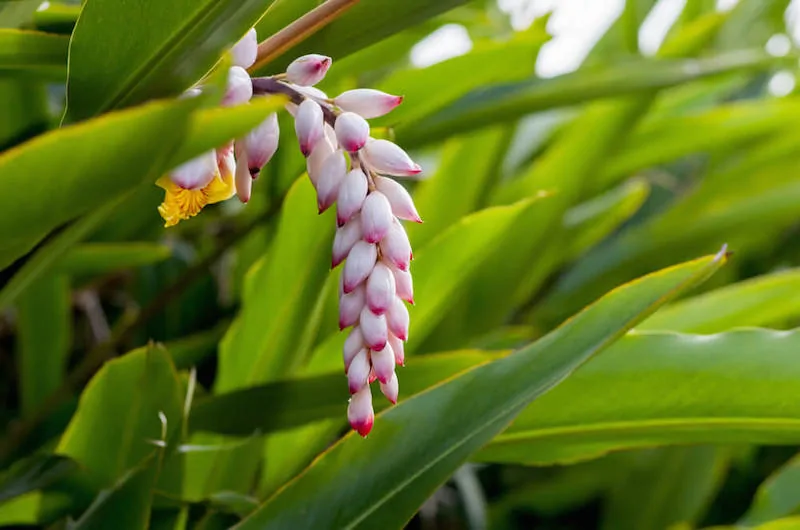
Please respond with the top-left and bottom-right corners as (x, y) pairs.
(306, 136), (334, 187)
(234, 143), (252, 203)
(294, 99), (324, 156)
(374, 176), (422, 223)
(391, 264), (414, 304)
(315, 150), (347, 212)
(366, 262), (396, 314)
(343, 327), (364, 371)
(231, 28), (257, 69)
(379, 372), (399, 404)
(348, 385), (374, 437)
(364, 139), (422, 176)
(347, 349), (371, 394)
(332, 216), (362, 268)
(286, 54), (332, 86)
(386, 296), (409, 340)
(334, 89), (403, 119)
(379, 220), (412, 271)
(342, 240), (377, 293)
(339, 285), (366, 329)
(169, 150), (218, 189)
(223, 66), (253, 107)
(361, 191), (394, 243)
(371, 343), (395, 384)
(337, 169), (368, 226)
(334, 112), (370, 152)
(388, 334), (405, 367)
(360, 306), (388, 350)
(241, 113), (279, 176)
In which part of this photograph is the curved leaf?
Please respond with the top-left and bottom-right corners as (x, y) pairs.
(0, 29), (68, 79)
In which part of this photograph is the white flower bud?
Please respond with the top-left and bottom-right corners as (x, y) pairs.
(231, 28), (257, 69)
(347, 385), (374, 437)
(334, 89), (404, 119)
(379, 372), (399, 404)
(366, 262), (396, 315)
(374, 176), (421, 223)
(342, 241), (377, 293)
(379, 220), (411, 271)
(347, 348), (371, 394)
(361, 191), (393, 243)
(334, 112), (370, 152)
(294, 99), (324, 156)
(371, 342), (395, 384)
(339, 285), (366, 330)
(343, 327), (364, 371)
(242, 113), (279, 175)
(359, 306), (388, 351)
(388, 333), (405, 367)
(223, 66), (252, 107)
(315, 149), (347, 213)
(293, 85), (329, 100)
(306, 136), (335, 187)
(337, 169), (368, 226)
(390, 263), (414, 304)
(169, 150), (217, 190)
(386, 296), (409, 341)
(363, 139), (422, 176)
(234, 143), (252, 203)
(286, 54), (332, 86)
(332, 216), (362, 268)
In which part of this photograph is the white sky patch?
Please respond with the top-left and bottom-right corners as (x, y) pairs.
(766, 33), (792, 56)
(410, 24), (473, 68)
(768, 70), (796, 96)
(639, 0), (686, 56)
(715, 0), (740, 12)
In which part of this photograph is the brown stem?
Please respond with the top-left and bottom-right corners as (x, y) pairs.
(252, 77), (339, 125)
(250, 0), (361, 72)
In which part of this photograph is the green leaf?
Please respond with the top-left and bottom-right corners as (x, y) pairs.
(639, 269), (800, 332)
(32, 3), (80, 34)
(56, 346), (183, 487)
(235, 252), (724, 529)
(65, 0), (278, 120)
(0, 454), (77, 503)
(56, 243), (172, 276)
(398, 50), (786, 147)
(740, 452), (800, 526)
(477, 328), (800, 466)
(0, 0), (40, 29)
(16, 274), (71, 417)
(253, 0), (474, 73)
(0, 78), (49, 150)
(0, 98), (196, 272)
(0, 29), (68, 79)
(191, 351), (499, 435)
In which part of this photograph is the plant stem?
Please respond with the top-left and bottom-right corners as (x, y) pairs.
(250, 0), (361, 72)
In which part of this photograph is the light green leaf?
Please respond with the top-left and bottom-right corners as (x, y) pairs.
(56, 243), (172, 276)
(235, 252), (724, 529)
(0, 29), (68, 79)
(66, 0), (278, 120)
(477, 328), (800, 466)
(740, 452), (800, 526)
(0, 0), (41, 29)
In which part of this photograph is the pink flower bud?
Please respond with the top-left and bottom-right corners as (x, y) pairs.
(343, 327), (364, 371)
(294, 85), (329, 100)
(334, 89), (403, 119)
(339, 285), (366, 330)
(294, 99), (324, 156)
(286, 54), (332, 86)
(380, 220), (412, 271)
(347, 385), (374, 437)
(361, 191), (393, 243)
(390, 264), (414, 304)
(306, 136), (335, 187)
(242, 113), (279, 175)
(363, 139), (422, 176)
(360, 306), (388, 350)
(169, 150), (217, 189)
(334, 112), (370, 152)
(379, 372), (399, 404)
(315, 149), (347, 213)
(371, 342), (395, 384)
(388, 333), (405, 366)
(386, 297), (409, 341)
(234, 143), (252, 203)
(342, 241), (377, 293)
(374, 176), (421, 223)
(347, 348), (371, 394)
(231, 28), (257, 68)
(223, 66), (253, 107)
(337, 169), (368, 226)
(332, 216), (362, 268)
(366, 262), (396, 315)
(324, 123), (337, 146)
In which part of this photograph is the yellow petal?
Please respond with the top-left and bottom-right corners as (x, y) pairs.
(157, 176), (210, 227)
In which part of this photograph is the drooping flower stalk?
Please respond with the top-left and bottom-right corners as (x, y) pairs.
(157, 29), (422, 437)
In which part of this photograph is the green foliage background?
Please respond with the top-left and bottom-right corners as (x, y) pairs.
(2, 0), (800, 528)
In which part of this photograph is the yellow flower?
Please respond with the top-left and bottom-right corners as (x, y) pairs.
(157, 149), (237, 227)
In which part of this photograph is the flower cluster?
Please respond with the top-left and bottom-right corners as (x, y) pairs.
(158, 28), (423, 437)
